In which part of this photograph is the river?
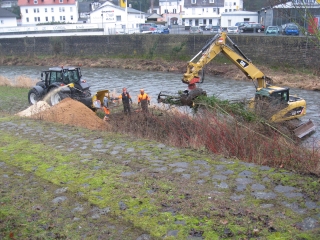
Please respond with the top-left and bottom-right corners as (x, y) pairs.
(1, 65), (319, 146)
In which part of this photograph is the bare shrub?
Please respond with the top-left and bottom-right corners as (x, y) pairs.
(109, 106), (319, 175)
(0, 75), (37, 88)
(0, 76), (11, 86)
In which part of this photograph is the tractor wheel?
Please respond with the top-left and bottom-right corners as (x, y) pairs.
(50, 91), (70, 106)
(28, 88), (42, 105)
(50, 91), (61, 106)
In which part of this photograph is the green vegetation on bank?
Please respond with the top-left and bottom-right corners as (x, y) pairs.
(0, 85), (319, 239)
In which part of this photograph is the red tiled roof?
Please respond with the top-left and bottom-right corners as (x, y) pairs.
(18, 0), (76, 6)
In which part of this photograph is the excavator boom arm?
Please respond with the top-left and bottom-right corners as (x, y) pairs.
(182, 32), (267, 89)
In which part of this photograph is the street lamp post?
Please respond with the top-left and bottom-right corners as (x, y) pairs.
(264, 10), (267, 26)
(140, 1), (141, 20)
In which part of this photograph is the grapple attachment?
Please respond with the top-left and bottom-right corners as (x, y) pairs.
(158, 88), (207, 107)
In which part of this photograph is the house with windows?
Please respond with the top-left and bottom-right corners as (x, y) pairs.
(88, 1), (145, 33)
(0, 8), (18, 27)
(151, 0), (244, 29)
(18, 0), (79, 26)
(154, 0), (184, 25)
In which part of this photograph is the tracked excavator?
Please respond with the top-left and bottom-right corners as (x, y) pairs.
(158, 32), (315, 138)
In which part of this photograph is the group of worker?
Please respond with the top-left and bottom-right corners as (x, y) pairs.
(102, 87), (151, 121)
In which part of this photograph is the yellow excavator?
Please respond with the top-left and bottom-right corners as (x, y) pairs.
(158, 32), (315, 138)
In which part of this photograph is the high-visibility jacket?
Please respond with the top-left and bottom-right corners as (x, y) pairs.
(138, 93), (150, 103)
(103, 106), (110, 115)
(118, 92), (132, 104)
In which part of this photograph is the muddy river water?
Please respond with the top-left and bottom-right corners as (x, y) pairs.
(1, 66), (319, 146)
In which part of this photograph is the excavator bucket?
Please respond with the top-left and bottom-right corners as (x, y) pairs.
(293, 120), (315, 138)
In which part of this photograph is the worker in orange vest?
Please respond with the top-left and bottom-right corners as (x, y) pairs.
(138, 89), (150, 112)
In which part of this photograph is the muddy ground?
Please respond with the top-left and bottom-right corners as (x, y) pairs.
(2, 56), (320, 91)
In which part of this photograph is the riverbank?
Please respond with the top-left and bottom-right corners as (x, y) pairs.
(0, 85), (320, 239)
(1, 55), (320, 91)
(2, 117), (319, 239)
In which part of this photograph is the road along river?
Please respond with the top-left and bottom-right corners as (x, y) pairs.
(1, 65), (319, 146)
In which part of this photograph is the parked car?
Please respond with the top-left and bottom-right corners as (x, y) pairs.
(189, 26), (203, 34)
(265, 26), (279, 35)
(205, 24), (212, 31)
(235, 22), (256, 27)
(210, 26), (222, 34)
(281, 22), (299, 34)
(227, 26), (239, 34)
(139, 23), (157, 33)
(152, 26), (170, 34)
(239, 23), (265, 33)
(283, 25), (300, 35)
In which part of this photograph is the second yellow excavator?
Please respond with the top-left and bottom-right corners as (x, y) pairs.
(158, 32), (315, 138)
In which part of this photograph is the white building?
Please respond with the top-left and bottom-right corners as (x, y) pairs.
(0, 8), (18, 27)
(221, 10), (257, 28)
(151, 0), (244, 29)
(18, 0), (79, 26)
(151, 0), (183, 25)
(88, 2), (145, 33)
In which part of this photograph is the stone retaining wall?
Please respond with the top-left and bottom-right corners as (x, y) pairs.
(0, 34), (318, 70)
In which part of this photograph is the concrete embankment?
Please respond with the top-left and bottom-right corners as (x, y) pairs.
(0, 34), (319, 72)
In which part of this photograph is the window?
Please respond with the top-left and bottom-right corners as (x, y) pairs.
(213, 8), (216, 12)
(217, 8), (220, 14)
(191, 0), (196, 4)
(51, 8), (54, 13)
(59, 7), (65, 12)
(25, 9), (28, 13)
(116, 15), (121, 21)
(52, 16), (55, 21)
(60, 16), (65, 21)
(34, 17), (37, 21)
(26, 17), (29, 22)
(38, 17), (40, 21)
(59, 0), (63, 2)
(165, 9), (168, 13)
(45, 8), (47, 12)
(209, 0), (214, 3)
(46, 17), (48, 21)
(173, 9), (176, 14)
(34, 0), (38, 4)
(71, 15), (73, 20)
(34, 8), (36, 13)
(233, 2), (236, 5)
(70, 7), (73, 12)
(0, 20), (3, 24)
